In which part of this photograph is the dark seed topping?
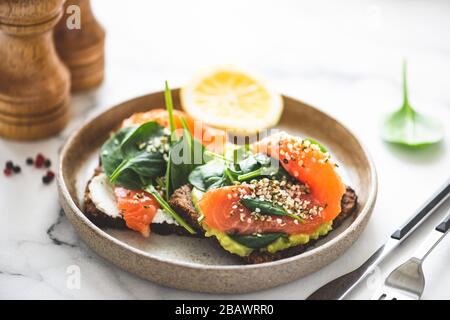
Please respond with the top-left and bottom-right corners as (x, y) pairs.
(26, 157), (34, 165)
(6, 161), (14, 170)
(44, 159), (51, 168)
(13, 166), (21, 173)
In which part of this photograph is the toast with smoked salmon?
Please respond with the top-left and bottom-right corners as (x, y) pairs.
(169, 132), (359, 264)
(82, 104), (227, 238)
(169, 184), (357, 263)
(83, 167), (194, 236)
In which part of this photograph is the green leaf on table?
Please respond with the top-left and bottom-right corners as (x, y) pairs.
(381, 62), (444, 147)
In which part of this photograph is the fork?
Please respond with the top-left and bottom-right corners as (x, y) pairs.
(372, 208), (450, 300)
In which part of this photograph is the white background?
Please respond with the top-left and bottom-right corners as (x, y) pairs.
(0, 0), (449, 299)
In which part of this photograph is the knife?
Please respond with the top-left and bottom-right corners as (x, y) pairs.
(306, 178), (450, 300)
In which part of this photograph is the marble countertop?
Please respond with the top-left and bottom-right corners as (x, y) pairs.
(1, 0), (450, 299)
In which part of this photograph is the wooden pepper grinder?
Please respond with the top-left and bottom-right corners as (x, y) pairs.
(0, 0), (70, 141)
(54, 0), (105, 92)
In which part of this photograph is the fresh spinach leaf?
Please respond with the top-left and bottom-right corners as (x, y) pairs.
(229, 233), (286, 249)
(101, 127), (134, 180)
(188, 159), (228, 192)
(101, 122), (167, 190)
(236, 153), (289, 181)
(189, 152), (290, 191)
(104, 122), (168, 188)
(167, 127), (206, 194)
(163, 83), (209, 196)
(236, 154), (259, 173)
(120, 121), (167, 156)
(240, 198), (304, 222)
(381, 61), (443, 147)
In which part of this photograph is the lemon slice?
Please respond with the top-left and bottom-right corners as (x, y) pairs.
(180, 65), (283, 135)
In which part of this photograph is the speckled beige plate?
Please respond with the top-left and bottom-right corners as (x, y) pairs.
(58, 89), (377, 294)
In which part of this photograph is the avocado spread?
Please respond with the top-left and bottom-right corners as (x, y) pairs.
(191, 187), (334, 257)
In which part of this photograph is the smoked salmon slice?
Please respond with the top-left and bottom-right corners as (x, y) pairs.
(198, 133), (346, 237)
(197, 185), (325, 236)
(114, 187), (159, 237)
(253, 133), (346, 222)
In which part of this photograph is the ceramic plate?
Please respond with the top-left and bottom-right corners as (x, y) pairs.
(58, 89), (377, 294)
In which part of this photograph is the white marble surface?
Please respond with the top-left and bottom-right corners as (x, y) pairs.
(1, 0), (450, 299)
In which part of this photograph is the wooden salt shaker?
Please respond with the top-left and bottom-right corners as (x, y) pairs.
(54, 0), (105, 92)
(0, 0), (70, 140)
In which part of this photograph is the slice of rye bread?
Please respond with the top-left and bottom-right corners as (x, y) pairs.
(83, 169), (196, 237)
(169, 184), (358, 264)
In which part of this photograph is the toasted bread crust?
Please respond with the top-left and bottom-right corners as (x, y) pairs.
(170, 185), (358, 264)
(168, 185), (204, 233)
(83, 169), (194, 237)
(83, 167), (358, 262)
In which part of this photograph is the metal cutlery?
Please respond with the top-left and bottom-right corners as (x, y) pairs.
(372, 208), (450, 300)
(306, 178), (450, 300)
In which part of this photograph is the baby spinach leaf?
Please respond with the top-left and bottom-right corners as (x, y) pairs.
(238, 153), (272, 174)
(229, 233), (286, 249)
(120, 121), (167, 156)
(236, 153), (290, 182)
(165, 115), (207, 195)
(100, 123), (167, 190)
(189, 152), (291, 191)
(188, 159), (228, 192)
(381, 62), (443, 147)
(236, 154), (259, 173)
(163, 82), (209, 196)
(101, 127), (134, 179)
(167, 129), (205, 194)
(104, 122), (168, 187)
(117, 152), (166, 179)
(240, 198), (304, 222)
